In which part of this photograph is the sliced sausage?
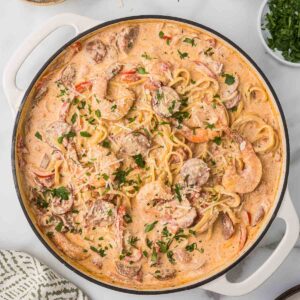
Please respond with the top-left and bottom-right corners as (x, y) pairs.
(221, 213), (235, 240)
(152, 86), (181, 118)
(180, 158), (210, 187)
(61, 64), (76, 87)
(85, 199), (116, 227)
(45, 121), (71, 149)
(117, 26), (139, 53)
(121, 132), (151, 156)
(152, 269), (176, 280)
(85, 39), (107, 63)
(115, 261), (141, 279)
(251, 205), (265, 227)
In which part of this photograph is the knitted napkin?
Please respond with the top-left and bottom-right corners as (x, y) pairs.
(0, 250), (89, 300)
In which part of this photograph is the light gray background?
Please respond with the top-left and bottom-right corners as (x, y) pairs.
(1, 0), (300, 299)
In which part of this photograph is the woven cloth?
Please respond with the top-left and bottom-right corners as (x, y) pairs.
(0, 250), (89, 300)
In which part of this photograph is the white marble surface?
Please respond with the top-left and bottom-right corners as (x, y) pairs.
(1, 0), (300, 299)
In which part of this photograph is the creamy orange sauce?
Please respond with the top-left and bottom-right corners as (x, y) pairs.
(17, 19), (284, 291)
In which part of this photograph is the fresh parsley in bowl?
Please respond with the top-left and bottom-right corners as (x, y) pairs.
(258, 0), (300, 67)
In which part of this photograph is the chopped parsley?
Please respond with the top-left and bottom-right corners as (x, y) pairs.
(80, 131), (91, 138)
(51, 186), (70, 200)
(55, 221), (63, 232)
(204, 47), (214, 56)
(123, 213), (133, 224)
(146, 238), (153, 249)
(95, 109), (101, 118)
(90, 246), (107, 257)
(36, 196), (48, 209)
(156, 90), (164, 101)
(111, 104), (117, 112)
(222, 73), (235, 85)
(168, 100), (176, 115)
(213, 136), (222, 145)
(174, 184), (182, 202)
(264, 0), (300, 62)
(159, 31), (165, 38)
(133, 154), (146, 168)
(151, 247), (158, 265)
(71, 113), (77, 124)
(77, 100), (86, 110)
(167, 250), (176, 264)
(141, 52), (152, 60)
(35, 131), (42, 141)
(113, 168), (132, 185)
(205, 122), (215, 129)
(177, 49), (189, 59)
(144, 221), (158, 233)
(128, 236), (139, 248)
(185, 242), (204, 253)
(102, 173), (109, 180)
(183, 37), (196, 47)
(171, 111), (190, 125)
(58, 131), (76, 144)
(101, 139), (111, 148)
(127, 116), (136, 123)
(137, 67), (148, 74)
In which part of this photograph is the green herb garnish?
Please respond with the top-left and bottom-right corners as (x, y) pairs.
(51, 186), (70, 200)
(177, 49), (189, 59)
(222, 73), (235, 85)
(101, 139), (111, 148)
(183, 37), (196, 46)
(80, 131), (91, 138)
(213, 136), (222, 145)
(144, 221), (158, 233)
(35, 131), (42, 141)
(95, 109), (101, 118)
(141, 52), (152, 60)
(133, 154), (146, 168)
(71, 113), (77, 124)
(137, 67), (148, 74)
(264, 0), (300, 62)
(55, 221), (63, 232)
(174, 184), (182, 202)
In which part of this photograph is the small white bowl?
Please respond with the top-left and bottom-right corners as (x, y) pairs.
(257, 0), (300, 67)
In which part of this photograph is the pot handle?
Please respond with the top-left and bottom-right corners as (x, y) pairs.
(202, 189), (299, 296)
(2, 13), (98, 115)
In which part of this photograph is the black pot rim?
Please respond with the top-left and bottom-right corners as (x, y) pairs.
(11, 15), (290, 295)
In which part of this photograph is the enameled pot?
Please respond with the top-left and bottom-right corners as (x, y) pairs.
(3, 14), (299, 296)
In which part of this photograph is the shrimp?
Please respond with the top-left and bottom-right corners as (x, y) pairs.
(136, 181), (173, 214)
(137, 182), (196, 229)
(222, 132), (262, 194)
(178, 98), (228, 143)
(50, 231), (90, 261)
(220, 73), (241, 109)
(91, 75), (136, 121)
(147, 60), (173, 85)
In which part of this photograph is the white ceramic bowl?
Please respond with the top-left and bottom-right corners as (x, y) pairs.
(258, 0), (300, 67)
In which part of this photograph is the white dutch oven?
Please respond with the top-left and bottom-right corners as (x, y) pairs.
(3, 13), (299, 296)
